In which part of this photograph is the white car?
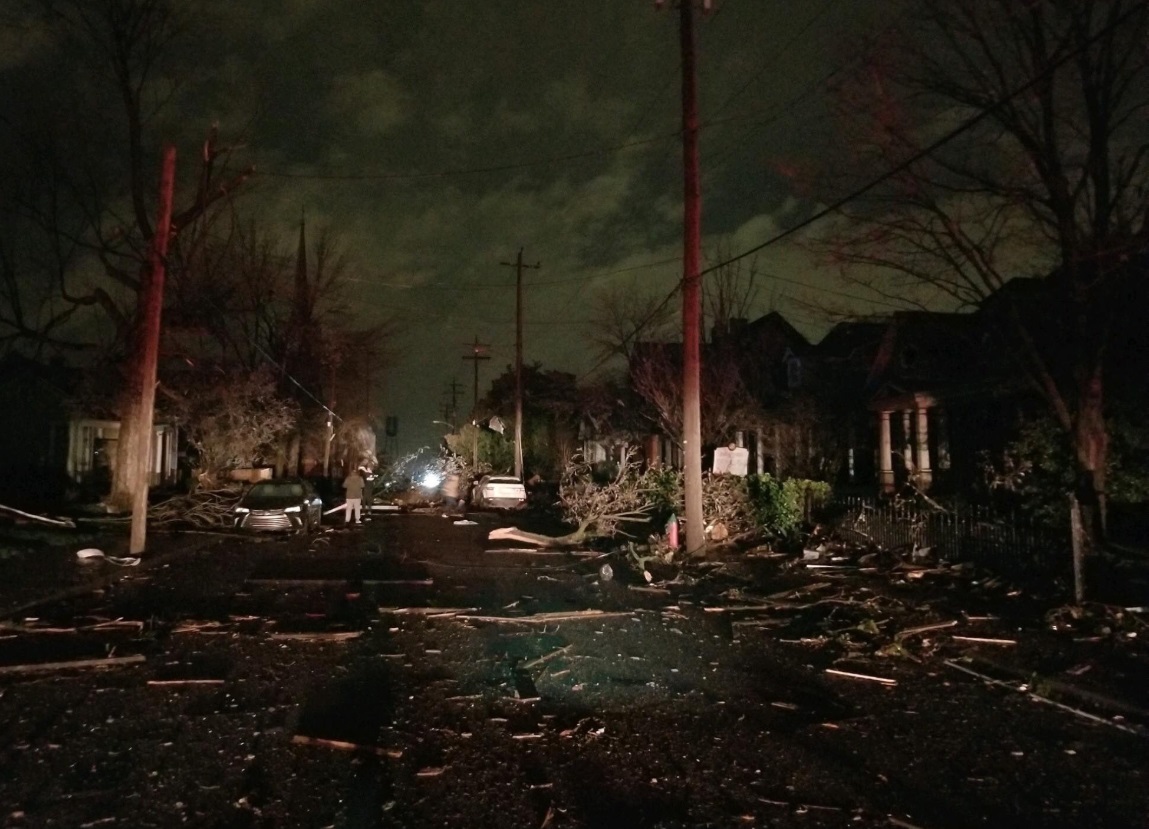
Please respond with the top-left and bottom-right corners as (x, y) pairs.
(471, 475), (527, 510)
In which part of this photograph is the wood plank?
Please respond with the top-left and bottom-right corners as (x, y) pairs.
(269, 631), (362, 641)
(0, 654), (146, 675)
(825, 667), (897, 686)
(458, 610), (632, 624)
(291, 734), (403, 758)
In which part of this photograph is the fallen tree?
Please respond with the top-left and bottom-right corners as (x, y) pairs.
(489, 448), (653, 548)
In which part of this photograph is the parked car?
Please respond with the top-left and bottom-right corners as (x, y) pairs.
(233, 478), (323, 532)
(471, 475), (527, 510)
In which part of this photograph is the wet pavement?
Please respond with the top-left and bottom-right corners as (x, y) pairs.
(0, 510), (1146, 828)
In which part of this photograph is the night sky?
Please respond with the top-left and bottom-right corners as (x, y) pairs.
(1, 1), (898, 455)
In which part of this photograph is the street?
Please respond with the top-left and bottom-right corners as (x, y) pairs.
(0, 512), (1146, 828)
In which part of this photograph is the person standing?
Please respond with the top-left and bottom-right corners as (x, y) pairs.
(361, 467), (375, 522)
(342, 467), (365, 525)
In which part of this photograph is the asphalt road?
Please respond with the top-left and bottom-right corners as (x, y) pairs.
(0, 511), (1146, 828)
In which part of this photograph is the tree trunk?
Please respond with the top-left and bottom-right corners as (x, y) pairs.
(488, 524), (590, 548)
(108, 378), (141, 513)
(1074, 368), (1109, 546)
(1069, 492), (1086, 605)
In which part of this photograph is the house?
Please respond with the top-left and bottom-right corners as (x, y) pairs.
(628, 312), (813, 476)
(814, 311), (1011, 493)
(0, 354), (180, 502)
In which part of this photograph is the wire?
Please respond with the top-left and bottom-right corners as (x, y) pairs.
(705, 0), (842, 122)
(696, 1), (1146, 279)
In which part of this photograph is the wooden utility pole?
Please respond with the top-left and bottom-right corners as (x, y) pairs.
(668, 0), (708, 556)
(501, 249), (540, 480)
(444, 378), (464, 429)
(128, 144), (176, 556)
(462, 336), (491, 468)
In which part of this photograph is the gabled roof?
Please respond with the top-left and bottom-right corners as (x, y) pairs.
(739, 311), (810, 351)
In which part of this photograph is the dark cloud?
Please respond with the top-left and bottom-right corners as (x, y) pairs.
(1, 0), (895, 454)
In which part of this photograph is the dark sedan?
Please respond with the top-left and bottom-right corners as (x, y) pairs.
(233, 479), (323, 532)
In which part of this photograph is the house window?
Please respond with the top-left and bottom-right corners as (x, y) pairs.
(786, 354), (802, 389)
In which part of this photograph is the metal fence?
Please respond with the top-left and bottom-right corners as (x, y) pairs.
(826, 496), (1069, 573)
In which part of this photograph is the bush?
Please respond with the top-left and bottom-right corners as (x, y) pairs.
(640, 468), (830, 542)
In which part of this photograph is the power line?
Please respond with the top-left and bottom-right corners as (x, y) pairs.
(696, 1), (1145, 279)
(705, 0), (842, 122)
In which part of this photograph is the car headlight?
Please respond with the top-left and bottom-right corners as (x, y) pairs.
(235, 507), (250, 514)
(284, 506), (301, 513)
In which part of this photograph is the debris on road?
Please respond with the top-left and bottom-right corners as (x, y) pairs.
(825, 667), (898, 686)
(458, 610), (634, 625)
(0, 502), (75, 528)
(0, 654), (146, 675)
(291, 734), (404, 758)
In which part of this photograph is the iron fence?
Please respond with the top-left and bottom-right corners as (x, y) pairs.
(827, 496), (1069, 573)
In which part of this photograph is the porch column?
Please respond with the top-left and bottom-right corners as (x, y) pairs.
(901, 410), (914, 473)
(878, 411), (894, 492)
(847, 420), (856, 483)
(915, 405), (933, 490)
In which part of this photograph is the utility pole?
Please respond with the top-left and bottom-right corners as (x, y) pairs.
(500, 248), (540, 480)
(658, 0), (708, 557)
(462, 336), (491, 468)
(322, 361), (337, 477)
(444, 378), (464, 429)
(128, 143), (176, 556)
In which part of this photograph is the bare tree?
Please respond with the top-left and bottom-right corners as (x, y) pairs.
(7, 1), (253, 510)
(822, 0), (1149, 564)
(590, 280), (677, 366)
(172, 217), (395, 476)
(629, 340), (757, 447)
(703, 247), (761, 339)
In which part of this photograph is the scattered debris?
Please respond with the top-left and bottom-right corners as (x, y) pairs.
(944, 659), (1148, 737)
(378, 606), (476, 617)
(458, 610), (633, 625)
(0, 503), (76, 528)
(522, 645), (573, 670)
(893, 621), (958, 641)
(75, 549), (140, 566)
(268, 631), (362, 641)
(0, 654), (146, 675)
(291, 734), (403, 758)
(825, 667), (897, 686)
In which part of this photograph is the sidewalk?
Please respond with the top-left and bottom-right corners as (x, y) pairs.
(0, 520), (221, 619)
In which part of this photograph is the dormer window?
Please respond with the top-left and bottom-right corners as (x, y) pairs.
(784, 350), (802, 389)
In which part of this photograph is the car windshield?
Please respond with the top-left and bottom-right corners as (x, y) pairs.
(488, 477), (521, 485)
(249, 482), (304, 499)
